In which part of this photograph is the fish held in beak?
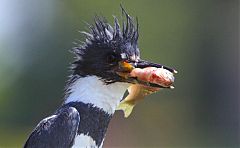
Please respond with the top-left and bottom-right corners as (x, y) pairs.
(117, 66), (176, 118)
(130, 67), (175, 88)
(117, 84), (159, 118)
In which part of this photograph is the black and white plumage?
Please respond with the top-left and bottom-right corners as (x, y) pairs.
(24, 6), (174, 148)
(24, 107), (80, 147)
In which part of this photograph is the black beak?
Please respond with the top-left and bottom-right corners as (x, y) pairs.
(135, 60), (177, 74)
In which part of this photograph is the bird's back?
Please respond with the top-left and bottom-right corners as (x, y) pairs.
(24, 107), (80, 148)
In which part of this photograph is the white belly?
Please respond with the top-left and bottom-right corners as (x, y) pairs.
(72, 134), (102, 148)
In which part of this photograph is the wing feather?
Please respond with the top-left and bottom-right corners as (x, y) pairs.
(24, 107), (80, 148)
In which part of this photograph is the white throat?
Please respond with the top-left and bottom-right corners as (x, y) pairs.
(64, 76), (129, 114)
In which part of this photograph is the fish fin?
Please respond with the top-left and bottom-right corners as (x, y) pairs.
(116, 100), (136, 118)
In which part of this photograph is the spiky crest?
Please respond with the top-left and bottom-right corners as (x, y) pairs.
(72, 6), (139, 58)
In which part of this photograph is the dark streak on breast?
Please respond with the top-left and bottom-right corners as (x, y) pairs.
(60, 102), (112, 147)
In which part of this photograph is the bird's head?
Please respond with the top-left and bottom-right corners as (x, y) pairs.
(71, 8), (175, 88)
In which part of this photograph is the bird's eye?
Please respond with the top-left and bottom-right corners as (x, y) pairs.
(106, 53), (117, 63)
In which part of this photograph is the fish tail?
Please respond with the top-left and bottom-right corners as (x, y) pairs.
(116, 100), (136, 118)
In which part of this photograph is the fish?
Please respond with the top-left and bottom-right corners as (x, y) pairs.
(117, 84), (160, 118)
(116, 67), (175, 118)
(130, 67), (175, 88)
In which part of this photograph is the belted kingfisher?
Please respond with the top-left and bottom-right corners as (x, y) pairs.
(24, 7), (175, 148)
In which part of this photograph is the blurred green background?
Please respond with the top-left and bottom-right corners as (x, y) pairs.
(0, 0), (239, 147)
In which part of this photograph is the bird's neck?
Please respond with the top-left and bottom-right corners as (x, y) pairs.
(64, 76), (129, 114)
(63, 76), (129, 147)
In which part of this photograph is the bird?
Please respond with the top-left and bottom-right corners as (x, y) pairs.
(24, 6), (175, 148)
